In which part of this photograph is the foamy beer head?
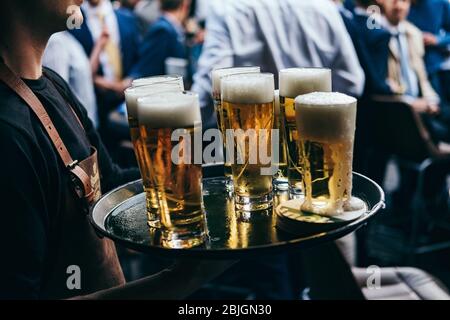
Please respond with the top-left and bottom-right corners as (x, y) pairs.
(211, 67), (261, 98)
(125, 83), (183, 121)
(279, 68), (332, 98)
(295, 92), (357, 143)
(138, 91), (202, 129)
(295, 92), (358, 216)
(221, 73), (275, 104)
(132, 75), (184, 89)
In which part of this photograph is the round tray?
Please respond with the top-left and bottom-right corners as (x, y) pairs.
(89, 171), (385, 259)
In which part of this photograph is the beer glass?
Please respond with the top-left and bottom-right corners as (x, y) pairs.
(132, 75), (184, 88)
(295, 92), (357, 216)
(137, 91), (207, 248)
(125, 82), (183, 228)
(279, 68), (331, 197)
(273, 90), (288, 191)
(222, 73), (275, 212)
(211, 67), (261, 192)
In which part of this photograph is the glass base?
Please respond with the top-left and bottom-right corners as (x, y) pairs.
(289, 184), (303, 199)
(147, 209), (161, 228)
(235, 192), (273, 212)
(273, 177), (289, 191)
(147, 219), (161, 229)
(161, 229), (207, 249)
(146, 193), (161, 228)
(225, 175), (234, 193)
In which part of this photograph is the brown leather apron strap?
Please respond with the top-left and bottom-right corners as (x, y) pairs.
(0, 61), (93, 204)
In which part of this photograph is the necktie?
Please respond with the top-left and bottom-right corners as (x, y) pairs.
(97, 12), (123, 81)
(396, 32), (419, 97)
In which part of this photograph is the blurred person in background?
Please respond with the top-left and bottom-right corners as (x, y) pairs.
(376, 0), (450, 143)
(192, 0), (365, 130)
(70, 0), (141, 134)
(129, 0), (191, 80)
(190, 0), (364, 299)
(43, 32), (100, 128)
(118, 0), (141, 10)
(336, 0), (393, 97)
(408, 0), (450, 107)
(134, 0), (161, 29)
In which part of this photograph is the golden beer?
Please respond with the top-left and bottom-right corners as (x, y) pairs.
(125, 82), (183, 227)
(295, 92), (357, 216)
(212, 67), (260, 190)
(273, 90), (288, 190)
(279, 68), (332, 197)
(138, 92), (207, 248)
(222, 73), (275, 212)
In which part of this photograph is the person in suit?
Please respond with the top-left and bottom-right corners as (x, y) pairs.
(376, 0), (447, 129)
(70, 0), (141, 131)
(370, 0), (450, 146)
(128, 0), (190, 80)
(408, 0), (450, 108)
(336, 0), (393, 97)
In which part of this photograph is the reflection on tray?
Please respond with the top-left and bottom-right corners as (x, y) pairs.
(97, 174), (384, 257)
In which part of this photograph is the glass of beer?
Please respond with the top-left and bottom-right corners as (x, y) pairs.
(273, 90), (288, 191)
(132, 75), (184, 88)
(295, 92), (357, 216)
(212, 67), (261, 192)
(137, 91), (207, 248)
(222, 73), (275, 212)
(125, 82), (184, 228)
(279, 68), (332, 197)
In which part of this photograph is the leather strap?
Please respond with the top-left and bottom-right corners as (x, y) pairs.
(0, 61), (93, 202)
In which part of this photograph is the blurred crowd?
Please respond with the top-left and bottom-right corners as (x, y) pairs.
(43, 0), (450, 299)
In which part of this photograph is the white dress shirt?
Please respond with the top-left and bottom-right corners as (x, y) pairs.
(44, 32), (99, 128)
(192, 0), (365, 129)
(82, 0), (121, 82)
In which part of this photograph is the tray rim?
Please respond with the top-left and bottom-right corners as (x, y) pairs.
(89, 171), (385, 259)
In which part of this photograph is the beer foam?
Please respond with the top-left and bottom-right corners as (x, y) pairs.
(138, 92), (202, 128)
(125, 83), (182, 119)
(132, 75), (184, 89)
(222, 73), (275, 104)
(279, 68), (332, 98)
(212, 67), (260, 96)
(295, 92), (357, 143)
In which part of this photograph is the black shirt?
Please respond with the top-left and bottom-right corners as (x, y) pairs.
(0, 68), (139, 299)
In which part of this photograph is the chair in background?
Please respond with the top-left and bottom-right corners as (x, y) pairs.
(302, 237), (450, 300)
(370, 98), (450, 263)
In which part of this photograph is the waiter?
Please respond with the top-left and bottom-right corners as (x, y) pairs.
(0, 0), (231, 299)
